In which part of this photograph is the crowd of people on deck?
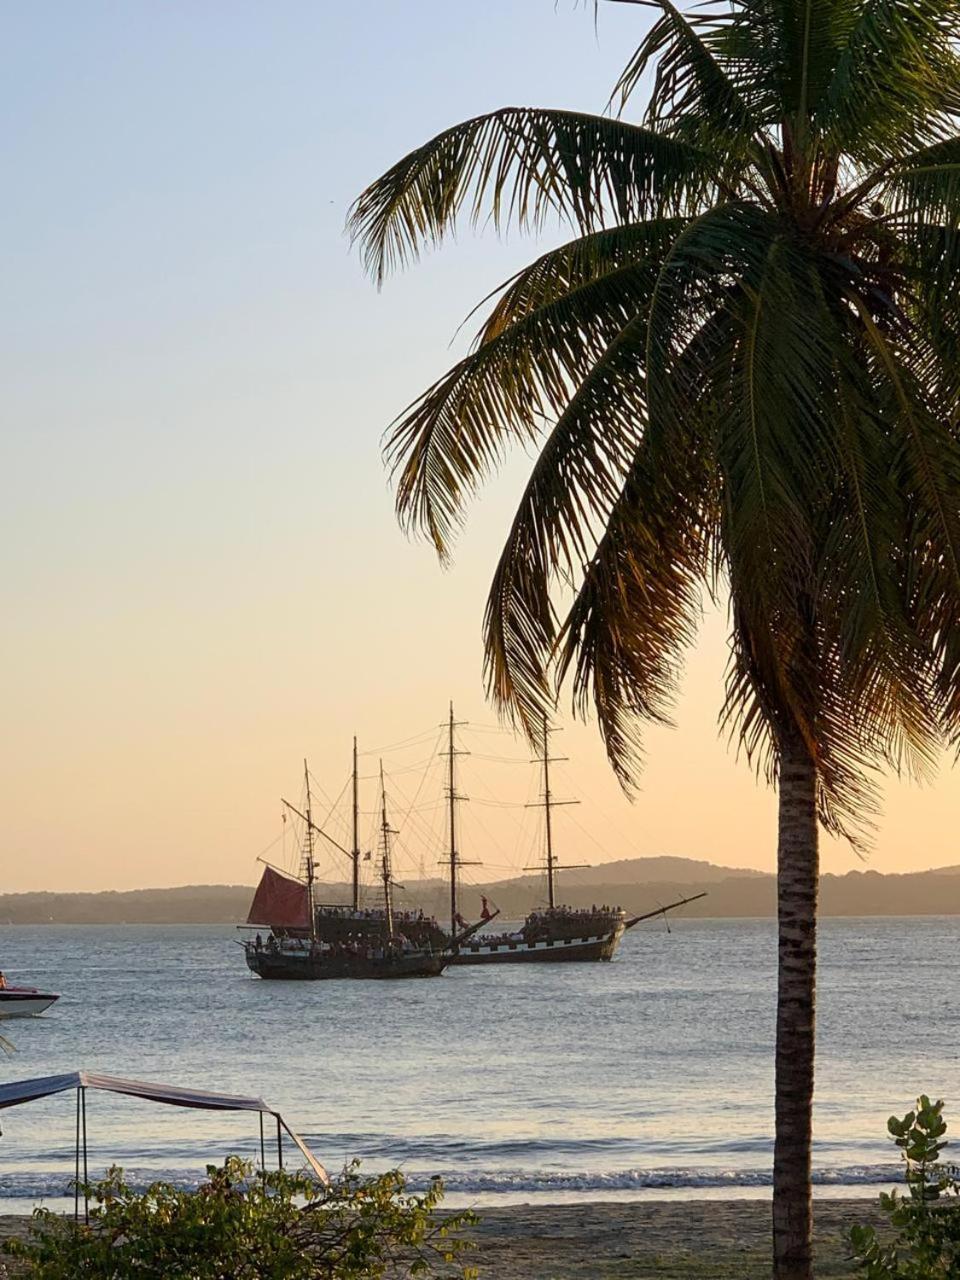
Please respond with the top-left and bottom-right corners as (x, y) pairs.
(528, 904), (623, 921)
(315, 906), (432, 924)
(250, 898), (628, 960)
(250, 930), (417, 963)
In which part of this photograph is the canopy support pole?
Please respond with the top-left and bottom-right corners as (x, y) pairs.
(81, 1086), (89, 1225)
(74, 1088), (81, 1223)
(259, 1112), (265, 1172)
(276, 1114), (283, 1169)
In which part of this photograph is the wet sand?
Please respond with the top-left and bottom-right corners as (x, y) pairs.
(0, 1199), (886, 1277)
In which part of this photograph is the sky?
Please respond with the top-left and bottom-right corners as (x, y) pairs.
(1, 1), (957, 894)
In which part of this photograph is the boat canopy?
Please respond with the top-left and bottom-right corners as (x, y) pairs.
(247, 865), (309, 929)
(0, 1070), (327, 1191)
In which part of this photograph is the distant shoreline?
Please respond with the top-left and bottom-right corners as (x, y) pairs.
(2, 857), (960, 924)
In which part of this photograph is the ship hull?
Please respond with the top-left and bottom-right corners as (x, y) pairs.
(245, 948), (446, 980)
(451, 926), (624, 965)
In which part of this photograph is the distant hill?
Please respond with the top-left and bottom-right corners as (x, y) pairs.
(540, 856), (766, 885)
(0, 885), (253, 925)
(4, 859), (960, 923)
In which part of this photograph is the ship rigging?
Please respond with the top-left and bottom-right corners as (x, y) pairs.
(239, 709), (705, 977)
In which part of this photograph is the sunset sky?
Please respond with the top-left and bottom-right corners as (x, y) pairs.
(2, 1), (956, 894)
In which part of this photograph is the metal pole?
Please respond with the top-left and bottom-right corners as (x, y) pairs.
(74, 1088), (81, 1223)
(81, 1087), (89, 1225)
(276, 1114), (283, 1169)
(259, 1112), (266, 1171)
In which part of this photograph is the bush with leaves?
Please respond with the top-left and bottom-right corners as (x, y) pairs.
(850, 1096), (960, 1278)
(4, 1157), (476, 1279)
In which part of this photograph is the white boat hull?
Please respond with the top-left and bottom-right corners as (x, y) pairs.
(0, 990), (59, 1018)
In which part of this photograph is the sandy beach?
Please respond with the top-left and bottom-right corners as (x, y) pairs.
(0, 1198), (886, 1278)
(461, 1198), (886, 1277)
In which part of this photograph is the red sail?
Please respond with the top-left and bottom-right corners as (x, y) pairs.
(246, 866), (309, 929)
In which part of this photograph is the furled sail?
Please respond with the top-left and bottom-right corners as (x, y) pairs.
(247, 866), (309, 929)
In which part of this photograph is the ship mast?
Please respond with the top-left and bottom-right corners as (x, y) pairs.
(441, 702), (479, 936)
(282, 748), (359, 900)
(303, 758), (317, 940)
(541, 717), (558, 909)
(351, 736), (361, 912)
(526, 713), (582, 909)
(379, 761), (396, 941)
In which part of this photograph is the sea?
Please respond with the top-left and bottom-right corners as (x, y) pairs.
(0, 917), (957, 1211)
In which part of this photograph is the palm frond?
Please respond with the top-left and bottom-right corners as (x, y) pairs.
(482, 314), (650, 733)
(817, 353), (941, 778)
(643, 203), (786, 461)
(614, 0), (768, 149)
(819, 0), (960, 160)
(474, 217), (688, 343)
(348, 108), (711, 284)
(902, 225), (960, 411)
(885, 136), (960, 229)
(384, 245), (671, 556)
(558, 432), (713, 785)
(854, 297), (960, 594)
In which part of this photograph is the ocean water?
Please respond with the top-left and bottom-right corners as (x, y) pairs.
(0, 917), (957, 1209)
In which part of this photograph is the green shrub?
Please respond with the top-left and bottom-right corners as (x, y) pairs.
(850, 1095), (960, 1278)
(5, 1157), (476, 1279)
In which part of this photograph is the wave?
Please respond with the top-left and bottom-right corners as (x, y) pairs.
(0, 1164), (901, 1199)
(435, 1165), (899, 1192)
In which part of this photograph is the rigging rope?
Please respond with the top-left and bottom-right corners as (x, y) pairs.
(357, 727), (439, 756)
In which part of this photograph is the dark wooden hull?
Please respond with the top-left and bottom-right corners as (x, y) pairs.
(451, 925), (624, 965)
(245, 948), (446, 980)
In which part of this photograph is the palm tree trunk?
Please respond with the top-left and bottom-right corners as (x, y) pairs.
(772, 728), (819, 1280)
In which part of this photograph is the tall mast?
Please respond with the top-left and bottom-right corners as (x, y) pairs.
(379, 761), (395, 940)
(303, 758), (316, 939)
(448, 705), (458, 933)
(351, 736), (360, 912)
(541, 715), (556, 909)
(525, 713), (582, 909)
(441, 703), (478, 935)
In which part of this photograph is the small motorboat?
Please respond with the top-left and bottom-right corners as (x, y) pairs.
(0, 986), (59, 1018)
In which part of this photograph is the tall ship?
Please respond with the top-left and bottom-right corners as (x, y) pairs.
(242, 756), (473, 980)
(240, 707), (704, 976)
(444, 712), (705, 966)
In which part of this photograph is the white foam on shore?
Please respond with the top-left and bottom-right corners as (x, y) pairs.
(0, 1161), (900, 1204)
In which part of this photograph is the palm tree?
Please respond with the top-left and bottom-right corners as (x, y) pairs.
(350, 3), (960, 1276)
